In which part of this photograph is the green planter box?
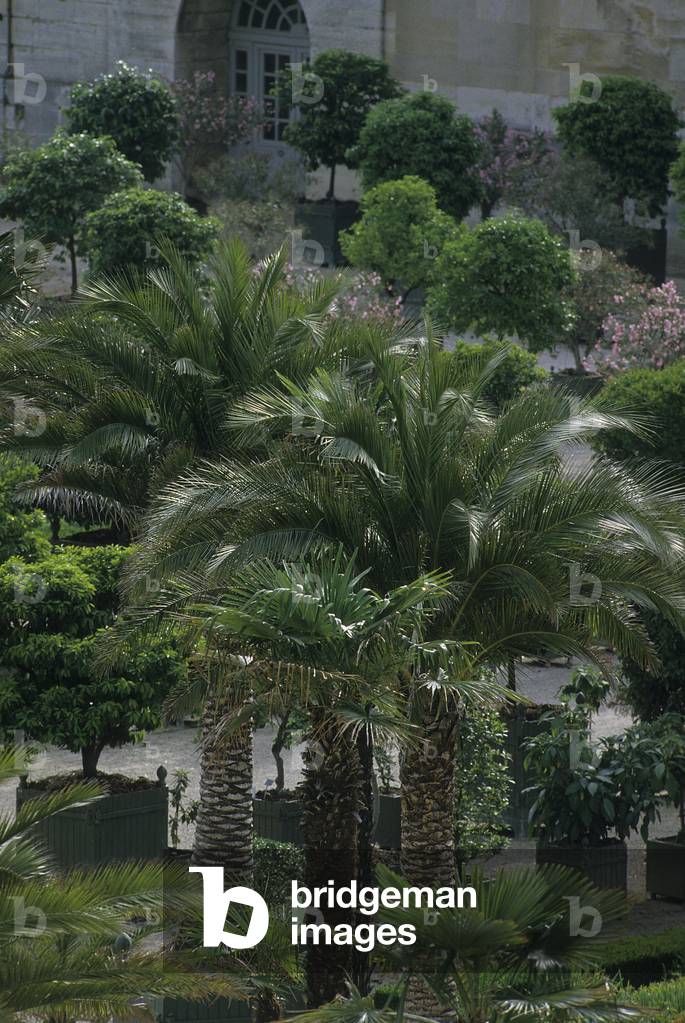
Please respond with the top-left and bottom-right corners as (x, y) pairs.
(294, 199), (360, 266)
(253, 796), (304, 846)
(152, 996), (250, 1023)
(646, 837), (685, 901)
(16, 774), (168, 868)
(536, 841), (627, 891)
(374, 792), (401, 849)
(503, 707), (555, 838)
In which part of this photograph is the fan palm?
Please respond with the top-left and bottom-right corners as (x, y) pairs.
(122, 327), (685, 892)
(0, 745), (253, 1022)
(291, 862), (642, 1023)
(0, 239), (341, 533)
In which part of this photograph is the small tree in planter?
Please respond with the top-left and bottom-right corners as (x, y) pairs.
(640, 714), (685, 900)
(339, 176), (456, 300)
(65, 61), (179, 182)
(525, 708), (659, 890)
(354, 90), (481, 221)
(427, 214), (575, 352)
(0, 133), (142, 291)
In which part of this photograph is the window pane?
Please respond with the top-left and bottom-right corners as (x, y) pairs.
(264, 52), (275, 73)
(235, 72), (247, 93)
(263, 122), (276, 140)
(235, 49), (248, 70)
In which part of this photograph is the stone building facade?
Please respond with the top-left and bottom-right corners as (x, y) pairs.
(2, 0), (685, 274)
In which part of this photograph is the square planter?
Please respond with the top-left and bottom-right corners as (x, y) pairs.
(646, 836), (685, 901)
(536, 841), (627, 891)
(374, 792), (401, 850)
(253, 796), (304, 846)
(550, 372), (603, 398)
(294, 199), (360, 267)
(152, 996), (251, 1023)
(16, 771), (168, 868)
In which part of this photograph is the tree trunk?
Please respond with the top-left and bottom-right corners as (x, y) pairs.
(353, 723), (374, 994)
(67, 235), (78, 294)
(253, 988), (282, 1023)
(300, 710), (360, 1007)
(271, 711), (290, 793)
(326, 164), (336, 200)
(191, 684), (254, 886)
(81, 743), (104, 778)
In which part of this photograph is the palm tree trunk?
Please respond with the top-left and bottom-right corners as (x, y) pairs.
(300, 710), (360, 1007)
(191, 684), (254, 886)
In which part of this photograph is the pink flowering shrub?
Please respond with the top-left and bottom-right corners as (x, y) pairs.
(284, 266), (404, 327)
(595, 279), (685, 374)
(475, 109), (553, 218)
(171, 71), (263, 159)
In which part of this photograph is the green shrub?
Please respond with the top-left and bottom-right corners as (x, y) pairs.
(353, 91), (481, 221)
(340, 176), (455, 297)
(554, 75), (682, 217)
(455, 700), (512, 865)
(597, 929), (685, 987)
(619, 976), (685, 1019)
(0, 455), (49, 564)
(254, 837), (304, 907)
(84, 188), (218, 275)
(66, 61), (178, 182)
(427, 215), (574, 351)
(452, 339), (547, 408)
(619, 610), (685, 721)
(594, 361), (685, 465)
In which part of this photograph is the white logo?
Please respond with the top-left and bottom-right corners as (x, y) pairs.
(189, 867), (269, 949)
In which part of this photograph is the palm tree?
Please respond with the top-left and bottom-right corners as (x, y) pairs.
(0, 240), (340, 534)
(122, 328), (685, 892)
(287, 862), (641, 1022)
(0, 745), (252, 1021)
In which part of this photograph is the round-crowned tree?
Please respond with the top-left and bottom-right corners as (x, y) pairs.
(353, 91), (482, 221)
(277, 48), (402, 199)
(554, 75), (682, 217)
(65, 61), (179, 182)
(339, 176), (455, 298)
(0, 133), (142, 292)
(427, 214), (575, 351)
(84, 188), (218, 275)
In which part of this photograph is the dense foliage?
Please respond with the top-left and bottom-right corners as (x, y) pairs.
(454, 701), (511, 864)
(339, 176), (454, 297)
(279, 49), (402, 197)
(0, 545), (185, 775)
(66, 61), (179, 182)
(594, 279), (685, 374)
(620, 611), (685, 721)
(0, 134), (142, 290)
(427, 215), (574, 350)
(475, 109), (552, 218)
(0, 456), (49, 564)
(84, 188), (218, 275)
(451, 338), (547, 406)
(593, 360), (685, 464)
(554, 75), (682, 216)
(354, 91), (482, 221)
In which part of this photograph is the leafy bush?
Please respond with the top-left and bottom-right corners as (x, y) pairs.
(619, 610), (685, 722)
(354, 91), (481, 221)
(554, 75), (682, 217)
(284, 265), (404, 328)
(454, 702), (512, 865)
(0, 455), (49, 564)
(0, 545), (185, 775)
(451, 339), (547, 407)
(278, 49), (402, 198)
(475, 109), (553, 219)
(427, 215), (574, 351)
(597, 928), (685, 986)
(84, 188), (218, 275)
(66, 61), (178, 182)
(339, 176), (455, 297)
(593, 360), (685, 464)
(254, 837), (304, 907)
(0, 134), (142, 291)
(594, 279), (685, 375)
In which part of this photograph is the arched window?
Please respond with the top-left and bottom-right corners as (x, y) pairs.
(231, 0), (310, 145)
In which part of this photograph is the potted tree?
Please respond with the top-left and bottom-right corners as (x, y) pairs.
(253, 706), (305, 847)
(277, 48), (402, 265)
(0, 545), (185, 866)
(643, 714), (685, 901)
(525, 708), (659, 890)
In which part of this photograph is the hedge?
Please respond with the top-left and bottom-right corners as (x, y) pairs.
(596, 928), (685, 987)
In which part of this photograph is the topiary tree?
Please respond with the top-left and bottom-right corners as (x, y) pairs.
(0, 545), (185, 777)
(451, 338), (547, 407)
(353, 91), (482, 221)
(427, 214), (575, 351)
(277, 49), (402, 199)
(65, 61), (179, 182)
(339, 176), (455, 299)
(554, 75), (682, 217)
(84, 188), (219, 276)
(0, 134), (142, 292)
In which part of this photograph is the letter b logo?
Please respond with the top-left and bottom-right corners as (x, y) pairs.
(190, 868), (269, 949)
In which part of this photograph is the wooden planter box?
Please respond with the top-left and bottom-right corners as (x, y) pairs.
(294, 199), (360, 267)
(374, 792), (401, 850)
(536, 841), (627, 891)
(646, 836), (685, 901)
(503, 707), (556, 838)
(253, 796), (304, 846)
(16, 774), (168, 868)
